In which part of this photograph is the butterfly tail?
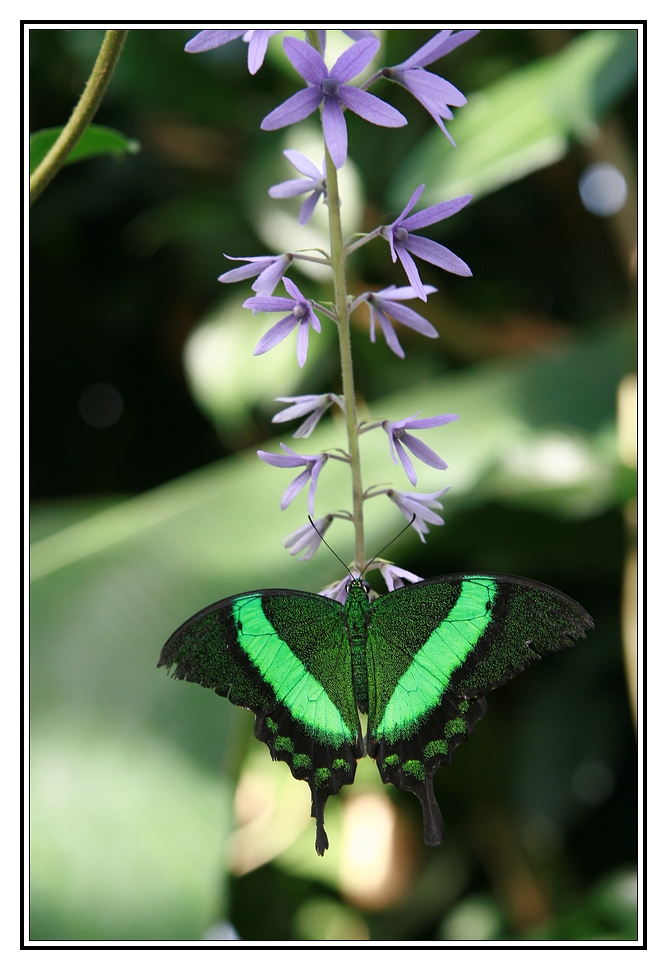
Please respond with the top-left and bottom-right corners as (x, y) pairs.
(419, 770), (445, 846)
(311, 791), (330, 856)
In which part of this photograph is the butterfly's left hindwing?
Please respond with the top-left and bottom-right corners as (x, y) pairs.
(159, 590), (363, 855)
(365, 574), (593, 845)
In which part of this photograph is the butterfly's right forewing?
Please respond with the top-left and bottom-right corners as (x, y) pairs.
(159, 590), (363, 854)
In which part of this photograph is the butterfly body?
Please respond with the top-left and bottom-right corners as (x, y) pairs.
(159, 573), (593, 855)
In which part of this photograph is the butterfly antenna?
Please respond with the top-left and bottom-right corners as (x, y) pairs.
(307, 516), (355, 579)
(361, 514), (417, 577)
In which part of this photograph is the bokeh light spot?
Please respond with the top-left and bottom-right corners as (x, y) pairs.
(571, 759), (615, 805)
(78, 382), (123, 429)
(578, 162), (628, 216)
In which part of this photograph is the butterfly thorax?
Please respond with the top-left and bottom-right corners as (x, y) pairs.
(343, 580), (372, 714)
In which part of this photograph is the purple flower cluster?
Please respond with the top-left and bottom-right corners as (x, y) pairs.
(186, 28), (479, 573)
(272, 393), (344, 438)
(361, 284), (438, 358)
(257, 443), (328, 515)
(185, 29), (376, 74)
(381, 185), (472, 300)
(387, 487), (450, 542)
(261, 37), (406, 169)
(383, 412), (459, 486)
(382, 29), (479, 143)
(218, 254), (292, 296)
(244, 278), (321, 367)
(269, 151), (326, 225)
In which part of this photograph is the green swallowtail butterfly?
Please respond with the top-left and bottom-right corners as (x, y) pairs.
(159, 573), (593, 855)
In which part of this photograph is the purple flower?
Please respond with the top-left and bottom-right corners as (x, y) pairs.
(269, 150), (326, 225)
(261, 37), (406, 169)
(379, 562), (424, 591)
(283, 514), (333, 561)
(381, 185), (472, 300)
(184, 29), (282, 73)
(185, 30), (377, 73)
(272, 393), (344, 438)
(383, 412), (458, 486)
(257, 443), (328, 515)
(319, 572), (360, 604)
(218, 254), (293, 297)
(387, 487), (450, 542)
(244, 278), (321, 367)
(364, 284), (438, 358)
(383, 30), (479, 144)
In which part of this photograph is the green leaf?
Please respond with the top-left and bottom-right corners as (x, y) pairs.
(388, 29), (637, 209)
(30, 124), (140, 174)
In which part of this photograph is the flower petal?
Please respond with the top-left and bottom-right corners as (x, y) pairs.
(337, 86), (407, 127)
(376, 308), (405, 358)
(269, 178), (317, 199)
(185, 30), (245, 53)
(342, 30), (377, 41)
(283, 149), (323, 180)
(257, 448), (304, 468)
(400, 431), (449, 469)
(331, 37), (380, 82)
(247, 30), (279, 74)
(261, 86), (323, 130)
(394, 438), (418, 486)
(401, 194), (472, 231)
(403, 414), (458, 429)
(243, 295), (294, 312)
(218, 261), (271, 284)
(393, 184), (425, 226)
(401, 29), (479, 69)
(404, 234), (472, 277)
(253, 256), (292, 295)
(280, 469), (311, 510)
(308, 459), (326, 515)
(399, 30), (453, 69)
(282, 277), (306, 303)
(321, 97), (348, 168)
(283, 36), (328, 84)
(395, 245), (428, 300)
(376, 284), (437, 300)
(378, 299), (438, 337)
(399, 68), (467, 109)
(296, 319), (310, 367)
(298, 190), (321, 224)
(253, 314), (299, 356)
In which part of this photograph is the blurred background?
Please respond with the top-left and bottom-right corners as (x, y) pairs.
(29, 27), (638, 942)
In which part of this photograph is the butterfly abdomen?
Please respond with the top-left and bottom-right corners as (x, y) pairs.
(343, 584), (372, 715)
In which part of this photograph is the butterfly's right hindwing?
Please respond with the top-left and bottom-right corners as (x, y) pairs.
(159, 590), (363, 855)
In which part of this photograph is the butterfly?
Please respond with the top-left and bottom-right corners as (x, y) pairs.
(158, 573), (593, 855)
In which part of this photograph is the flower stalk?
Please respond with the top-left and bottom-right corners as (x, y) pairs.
(324, 146), (365, 569)
(30, 29), (129, 205)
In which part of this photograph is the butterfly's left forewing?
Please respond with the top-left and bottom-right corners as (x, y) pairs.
(365, 574), (593, 846)
(159, 590), (363, 854)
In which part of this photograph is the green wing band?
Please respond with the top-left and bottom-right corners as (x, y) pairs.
(375, 577), (497, 742)
(232, 595), (354, 745)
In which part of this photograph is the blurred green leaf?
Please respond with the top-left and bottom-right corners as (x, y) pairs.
(29, 124), (140, 174)
(388, 29), (637, 208)
(30, 725), (232, 941)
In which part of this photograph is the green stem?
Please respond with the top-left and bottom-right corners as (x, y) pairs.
(324, 150), (365, 570)
(305, 28), (365, 568)
(30, 29), (129, 206)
